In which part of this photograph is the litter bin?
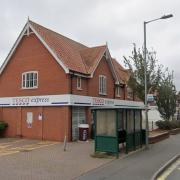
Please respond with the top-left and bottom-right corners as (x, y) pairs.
(78, 124), (89, 141)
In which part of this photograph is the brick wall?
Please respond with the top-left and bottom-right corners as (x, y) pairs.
(1, 106), (71, 141)
(0, 34), (70, 97)
(71, 76), (88, 95)
(87, 57), (115, 98)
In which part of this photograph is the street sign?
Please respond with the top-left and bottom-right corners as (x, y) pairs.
(147, 94), (154, 102)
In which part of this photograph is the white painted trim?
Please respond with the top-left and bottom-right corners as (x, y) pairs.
(90, 47), (119, 86)
(70, 72), (91, 78)
(24, 32), (34, 36)
(106, 48), (119, 84)
(28, 23), (69, 74)
(0, 23), (29, 74)
(90, 47), (107, 77)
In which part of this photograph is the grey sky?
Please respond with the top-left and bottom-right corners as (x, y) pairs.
(0, 0), (179, 89)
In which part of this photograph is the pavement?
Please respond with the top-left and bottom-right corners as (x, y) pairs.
(0, 138), (112, 180)
(77, 134), (180, 180)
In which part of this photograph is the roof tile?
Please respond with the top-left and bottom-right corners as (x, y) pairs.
(112, 58), (130, 84)
(29, 20), (129, 84)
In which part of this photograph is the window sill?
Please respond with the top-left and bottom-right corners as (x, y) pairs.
(99, 93), (107, 96)
(77, 88), (83, 91)
(21, 87), (38, 90)
(127, 96), (133, 99)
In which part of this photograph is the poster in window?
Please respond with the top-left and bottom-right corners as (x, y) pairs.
(26, 112), (33, 128)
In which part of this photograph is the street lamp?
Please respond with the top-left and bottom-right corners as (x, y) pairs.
(144, 14), (173, 149)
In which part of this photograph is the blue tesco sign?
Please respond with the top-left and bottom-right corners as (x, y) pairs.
(147, 94), (154, 102)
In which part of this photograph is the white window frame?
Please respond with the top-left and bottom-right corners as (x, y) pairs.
(116, 86), (121, 97)
(22, 71), (38, 89)
(99, 75), (107, 95)
(77, 76), (82, 90)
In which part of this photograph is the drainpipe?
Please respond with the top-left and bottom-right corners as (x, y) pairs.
(114, 84), (116, 99)
(70, 73), (73, 141)
(124, 85), (126, 100)
(70, 74), (73, 94)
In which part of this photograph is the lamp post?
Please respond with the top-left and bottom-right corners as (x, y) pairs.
(144, 14), (173, 149)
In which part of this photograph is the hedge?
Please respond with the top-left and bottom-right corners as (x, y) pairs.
(156, 120), (180, 130)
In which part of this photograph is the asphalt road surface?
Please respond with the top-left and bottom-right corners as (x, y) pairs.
(166, 158), (180, 180)
(77, 134), (180, 180)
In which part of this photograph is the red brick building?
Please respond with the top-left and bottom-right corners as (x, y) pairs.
(0, 20), (143, 141)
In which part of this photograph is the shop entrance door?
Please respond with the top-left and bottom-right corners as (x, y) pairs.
(72, 107), (86, 141)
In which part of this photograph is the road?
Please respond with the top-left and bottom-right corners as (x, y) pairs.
(77, 134), (180, 180)
(165, 158), (180, 180)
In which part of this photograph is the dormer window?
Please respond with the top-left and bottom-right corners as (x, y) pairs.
(22, 71), (38, 89)
(99, 75), (106, 95)
(77, 77), (82, 90)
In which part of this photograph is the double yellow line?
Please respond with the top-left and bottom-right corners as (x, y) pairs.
(157, 159), (180, 180)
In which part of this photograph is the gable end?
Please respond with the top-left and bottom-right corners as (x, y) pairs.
(0, 21), (69, 75)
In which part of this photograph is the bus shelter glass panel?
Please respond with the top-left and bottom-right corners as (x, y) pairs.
(117, 109), (124, 130)
(127, 110), (134, 133)
(126, 110), (134, 152)
(117, 110), (126, 144)
(135, 110), (141, 131)
(134, 110), (141, 147)
(95, 110), (118, 155)
(96, 110), (116, 136)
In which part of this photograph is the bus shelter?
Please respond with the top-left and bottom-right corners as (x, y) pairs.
(92, 106), (146, 157)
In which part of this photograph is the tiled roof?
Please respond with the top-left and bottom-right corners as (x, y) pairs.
(29, 21), (129, 84)
(30, 21), (88, 74)
(30, 21), (107, 75)
(80, 45), (107, 74)
(112, 58), (130, 84)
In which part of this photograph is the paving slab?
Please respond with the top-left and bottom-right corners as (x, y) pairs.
(0, 139), (113, 180)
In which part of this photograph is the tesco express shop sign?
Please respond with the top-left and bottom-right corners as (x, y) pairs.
(92, 98), (114, 106)
(12, 97), (50, 106)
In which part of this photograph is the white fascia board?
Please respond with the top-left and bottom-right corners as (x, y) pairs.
(69, 71), (91, 78)
(90, 47), (119, 85)
(0, 94), (144, 109)
(105, 48), (119, 84)
(0, 23), (29, 74)
(29, 24), (69, 74)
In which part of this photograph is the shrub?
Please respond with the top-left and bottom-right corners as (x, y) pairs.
(0, 121), (8, 130)
(156, 120), (180, 130)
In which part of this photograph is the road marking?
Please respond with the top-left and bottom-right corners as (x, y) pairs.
(0, 139), (25, 146)
(0, 141), (59, 157)
(0, 151), (19, 157)
(157, 159), (180, 180)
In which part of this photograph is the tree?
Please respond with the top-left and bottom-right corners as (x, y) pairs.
(124, 44), (176, 120)
(156, 72), (176, 120)
(124, 44), (162, 102)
